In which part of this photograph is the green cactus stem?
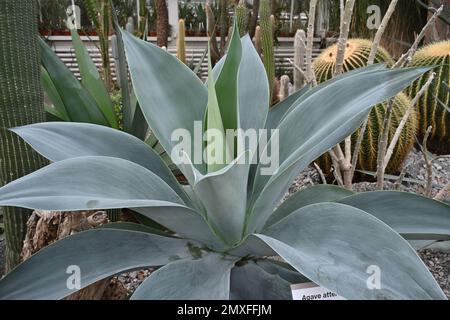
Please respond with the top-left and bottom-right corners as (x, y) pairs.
(0, 0), (48, 271)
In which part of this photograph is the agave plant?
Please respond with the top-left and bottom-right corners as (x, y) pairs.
(0, 23), (449, 300)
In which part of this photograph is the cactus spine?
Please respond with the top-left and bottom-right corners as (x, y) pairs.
(259, 0), (275, 104)
(235, 0), (248, 37)
(408, 41), (450, 154)
(0, 0), (47, 271)
(313, 39), (417, 174)
(177, 19), (186, 64)
(293, 29), (306, 91)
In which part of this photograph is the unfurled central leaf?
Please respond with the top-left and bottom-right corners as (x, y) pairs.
(205, 45), (232, 173)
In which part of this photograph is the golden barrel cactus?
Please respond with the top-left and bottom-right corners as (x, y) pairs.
(408, 41), (450, 154)
(313, 39), (417, 174)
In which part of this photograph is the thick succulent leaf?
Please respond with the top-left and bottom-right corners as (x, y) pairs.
(11, 122), (188, 204)
(228, 234), (276, 257)
(254, 259), (310, 284)
(121, 30), (207, 170)
(131, 253), (237, 300)
(265, 84), (310, 131)
(265, 185), (354, 227)
(100, 221), (173, 237)
(41, 66), (70, 121)
(248, 67), (431, 234)
(255, 203), (446, 300)
(238, 35), (269, 132)
(71, 30), (118, 128)
(212, 55), (225, 80)
(39, 38), (109, 126)
(0, 229), (195, 299)
(230, 260), (292, 299)
(0, 156), (183, 211)
(276, 63), (389, 128)
(194, 152), (250, 245)
(214, 21), (242, 131)
(112, 22), (133, 132)
(338, 191), (450, 240)
(130, 102), (149, 141)
(205, 49), (230, 173)
(135, 205), (227, 251)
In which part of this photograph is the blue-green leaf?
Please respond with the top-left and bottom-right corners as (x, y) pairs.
(255, 202), (446, 300)
(0, 156), (183, 211)
(39, 37), (109, 126)
(265, 185), (354, 227)
(121, 30), (207, 170)
(230, 260), (292, 299)
(71, 29), (118, 128)
(11, 122), (188, 204)
(0, 229), (194, 299)
(214, 20), (242, 131)
(339, 191), (450, 240)
(248, 66), (431, 234)
(131, 253), (237, 299)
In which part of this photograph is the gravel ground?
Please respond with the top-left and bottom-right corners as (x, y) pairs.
(419, 250), (450, 298)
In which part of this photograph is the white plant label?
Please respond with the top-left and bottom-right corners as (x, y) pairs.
(291, 282), (346, 300)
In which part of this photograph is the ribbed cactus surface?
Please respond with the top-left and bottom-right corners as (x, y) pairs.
(235, 1), (248, 37)
(313, 39), (417, 174)
(0, 0), (47, 271)
(314, 39), (394, 81)
(259, 0), (275, 105)
(408, 41), (450, 154)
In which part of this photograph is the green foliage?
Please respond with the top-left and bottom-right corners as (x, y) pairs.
(408, 41), (450, 155)
(0, 23), (447, 300)
(40, 36), (110, 126)
(313, 39), (417, 174)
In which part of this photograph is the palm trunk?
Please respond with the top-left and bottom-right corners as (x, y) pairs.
(220, 0), (228, 55)
(425, 0), (450, 43)
(0, 0), (48, 272)
(22, 210), (111, 299)
(154, 0), (169, 48)
(98, 0), (112, 90)
(248, 0), (260, 39)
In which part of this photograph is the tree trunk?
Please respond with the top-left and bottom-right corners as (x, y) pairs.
(154, 0), (169, 48)
(21, 210), (111, 300)
(315, 0), (330, 38)
(425, 0), (450, 43)
(220, 0), (229, 55)
(0, 0), (48, 272)
(249, 0), (260, 39)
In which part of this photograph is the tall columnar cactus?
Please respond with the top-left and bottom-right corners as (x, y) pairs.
(293, 29), (306, 91)
(254, 25), (262, 56)
(408, 41), (450, 154)
(0, 0), (47, 271)
(313, 39), (417, 174)
(235, 0), (248, 37)
(177, 19), (186, 64)
(259, 0), (275, 105)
